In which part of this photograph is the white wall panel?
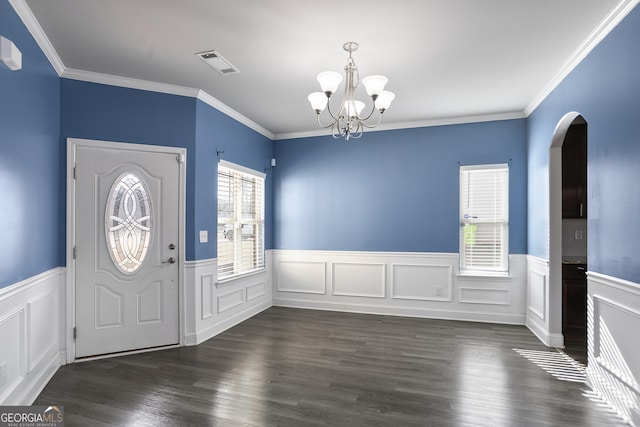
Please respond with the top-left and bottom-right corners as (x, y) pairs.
(527, 269), (546, 320)
(272, 251), (527, 325)
(185, 256), (272, 346)
(392, 264), (452, 301)
(587, 272), (640, 426)
(592, 295), (640, 379)
(524, 256), (560, 347)
(332, 262), (385, 298)
(460, 287), (510, 305)
(0, 310), (25, 402)
(246, 281), (267, 301)
(277, 260), (326, 294)
(201, 274), (215, 320)
(218, 289), (244, 313)
(27, 291), (57, 370)
(0, 268), (63, 405)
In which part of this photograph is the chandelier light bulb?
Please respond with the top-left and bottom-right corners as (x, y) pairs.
(308, 92), (328, 112)
(316, 71), (342, 95)
(375, 91), (395, 111)
(344, 100), (365, 118)
(362, 75), (388, 98)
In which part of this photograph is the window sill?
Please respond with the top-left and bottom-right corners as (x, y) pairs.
(216, 268), (267, 288)
(457, 271), (511, 279)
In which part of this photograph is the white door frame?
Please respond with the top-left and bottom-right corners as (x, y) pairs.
(66, 137), (187, 363)
(548, 111), (584, 346)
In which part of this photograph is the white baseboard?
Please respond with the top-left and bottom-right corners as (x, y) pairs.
(187, 300), (272, 345)
(0, 268), (64, 405)
(525, 317), (564, 347)
(273, 298), (525, 324)
(3, 349), (61, 405)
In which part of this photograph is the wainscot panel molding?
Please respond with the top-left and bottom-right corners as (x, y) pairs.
(392, 264), (452, 302)
(272, 251), (527, 325)
(525, 256), (563, 347)
(587, 272), (640, 427)
(184, 253), (273, 346)
(332, 262), (386, 298)
(276, 260), (326, 294)
(0, 268), (65, 405)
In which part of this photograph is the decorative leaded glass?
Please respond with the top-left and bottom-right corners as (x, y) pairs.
(105, 172), (152, 274)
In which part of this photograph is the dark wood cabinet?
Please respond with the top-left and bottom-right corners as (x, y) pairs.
(562, 124), (587, 218)
(562, 264), (587, 344)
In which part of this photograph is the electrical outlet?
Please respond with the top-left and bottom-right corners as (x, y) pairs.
(435, 286), (444, 297)
(199, 230), (208, 243)
(575, 230), (583, 240)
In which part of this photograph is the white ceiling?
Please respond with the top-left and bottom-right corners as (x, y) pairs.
(21, 0), (632, 139)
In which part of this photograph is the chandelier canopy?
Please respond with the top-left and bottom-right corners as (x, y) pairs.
(308, 42), (395, 140)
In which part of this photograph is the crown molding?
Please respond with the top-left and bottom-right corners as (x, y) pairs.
(196, 91), (274, 140)
(9, 0), (65, 75)
(10, 0), (274, 140)
(525, 0), (640, 116)
(61, 68), (200, 98)
(11, 0), (639, 141)
(59, 70), (274, 139)
(273, 111), (526, 140)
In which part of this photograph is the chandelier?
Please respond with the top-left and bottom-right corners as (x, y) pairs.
(308, 42), (395, 140)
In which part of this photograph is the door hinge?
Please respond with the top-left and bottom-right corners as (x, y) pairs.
(73, 246), (77, 259)
(73, 165), (77, 179)
(73, 327), (77, 340)
(177, 153), (185, 163)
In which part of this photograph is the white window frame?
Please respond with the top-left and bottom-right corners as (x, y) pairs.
(217, 160), (265, 281)
(459, 163), (509, 275)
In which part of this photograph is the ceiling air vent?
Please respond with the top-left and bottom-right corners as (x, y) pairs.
(196, 50), (240, 75)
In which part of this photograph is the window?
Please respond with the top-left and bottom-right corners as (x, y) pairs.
(217, 160), (265, 280)
(459, 164), (509, 274)
(105, 172), (152, 274)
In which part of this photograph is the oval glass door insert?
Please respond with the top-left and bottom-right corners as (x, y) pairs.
(105, 172), (152, 274)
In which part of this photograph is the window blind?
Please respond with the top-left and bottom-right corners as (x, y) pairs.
(460, 164), (509, 273)
(217, 162), (265, 280)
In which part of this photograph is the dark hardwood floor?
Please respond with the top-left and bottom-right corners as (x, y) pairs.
(35, 307), (625, 426)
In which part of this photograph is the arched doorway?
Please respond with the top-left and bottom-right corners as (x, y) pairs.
(549, 112), (588, 363)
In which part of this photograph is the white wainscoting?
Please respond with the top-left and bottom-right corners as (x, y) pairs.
(184, 253), (272, 346)
(524, 256), (564, 347)
(587, 272), (640, 427)
(272, 251), (527, 324)
(0, 268), (64, 405)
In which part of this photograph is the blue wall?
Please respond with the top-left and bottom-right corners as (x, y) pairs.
(60, 79), (199, 259)
(274, 119), (527, 254)
(61, 82), (274, 262)
(527, 5), (640, 282)
(194, 100), (273, 260)
(0, 1), (60, 288)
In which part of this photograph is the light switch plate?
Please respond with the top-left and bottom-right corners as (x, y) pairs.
(199, 230), (208, 243)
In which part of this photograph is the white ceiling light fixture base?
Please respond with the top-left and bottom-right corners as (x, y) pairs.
(0, 36), (22, 71)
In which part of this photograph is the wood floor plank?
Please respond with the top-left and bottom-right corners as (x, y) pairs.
(35, 307), (626, 426)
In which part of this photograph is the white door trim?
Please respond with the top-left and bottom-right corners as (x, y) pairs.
(66, 137), (187, 363)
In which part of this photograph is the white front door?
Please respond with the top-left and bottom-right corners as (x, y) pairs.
(74, 141), (181, 358)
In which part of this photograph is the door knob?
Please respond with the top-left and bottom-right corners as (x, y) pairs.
(163, 257), (176, 264)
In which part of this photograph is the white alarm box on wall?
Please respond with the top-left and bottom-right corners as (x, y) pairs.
(0, 36), (22, 71)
